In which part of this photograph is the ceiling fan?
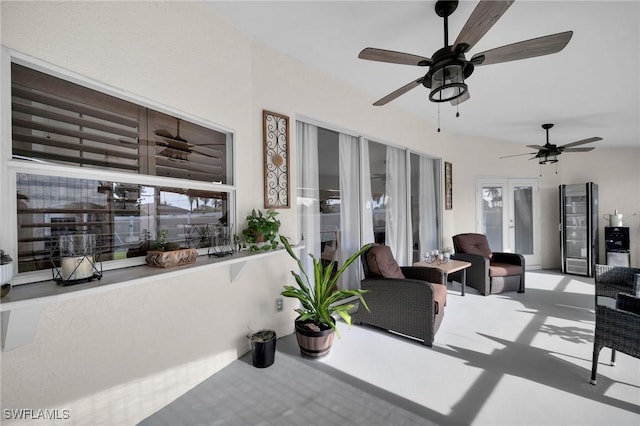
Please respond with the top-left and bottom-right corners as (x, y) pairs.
(154, 119), (222, 161)
(358, 0), (573, 107)
(500, 123), (603, 164)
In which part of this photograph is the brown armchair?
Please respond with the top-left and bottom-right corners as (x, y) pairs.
(448, 233), (525, 296)
(352, 244), (447, 347)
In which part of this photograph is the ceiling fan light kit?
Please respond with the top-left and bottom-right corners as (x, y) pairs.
(539, 152), (558, 165)
(358, 0), (573, 127)
(426, 51), (471, 103)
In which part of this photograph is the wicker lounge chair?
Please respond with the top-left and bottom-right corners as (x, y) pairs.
(590, 264), (640, 385)
(353, 244), (447, 347)
(449, 233), (525, 295)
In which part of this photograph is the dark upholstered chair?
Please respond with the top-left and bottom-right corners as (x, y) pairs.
(352, 244), (447, 347)
(449, 233), (525, 296)
(591, 265), (640, 385)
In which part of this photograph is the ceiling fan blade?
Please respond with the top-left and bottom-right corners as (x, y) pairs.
(526, 144), (547, 150)
(562, 147), (595, 153)
(450, 90), (470, 106)
(453, 1), (515, 53)
(373, 77), (424, 106)
(358, 48), (431, 66)
(470, 31), (573, 66)
(559, 136), (602, 149)
(499, 152), (537, 159)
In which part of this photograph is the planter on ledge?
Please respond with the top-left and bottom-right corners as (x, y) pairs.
(145, 248), (198, 268)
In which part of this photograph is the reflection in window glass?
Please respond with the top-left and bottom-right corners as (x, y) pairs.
(514, 186), (534, 254)
(367, 141), (388, 244)
(318, 128), (341, 267)
(11, 63), (232, 185)
(481, 186), (503, 251)
(16, 173), (229, 273)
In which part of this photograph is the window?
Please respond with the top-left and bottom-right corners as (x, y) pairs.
(6, 58), (235, 283)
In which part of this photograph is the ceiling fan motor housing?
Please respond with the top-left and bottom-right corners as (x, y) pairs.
(435, 0), (458, 18)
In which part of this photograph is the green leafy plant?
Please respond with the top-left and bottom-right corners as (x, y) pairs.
(153, 229), (169, 251)
(280, 235), (371, 337)
(150, 229), (180, 251)
(241, 209), (281, 252)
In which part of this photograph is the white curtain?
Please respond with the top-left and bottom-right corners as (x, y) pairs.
(338, 133), (360, 290)
(385, 146), (409, 265)
(360, 139), (375, 245)
(296, 121), (320, 277)
(419, 156), (438, 259)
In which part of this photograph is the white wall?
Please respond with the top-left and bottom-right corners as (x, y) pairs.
(1, 2), (638, 425)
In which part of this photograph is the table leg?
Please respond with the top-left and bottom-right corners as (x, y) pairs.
(461, 268), (466, 296)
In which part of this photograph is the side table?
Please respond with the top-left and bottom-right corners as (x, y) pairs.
(414, 259), (472, 296)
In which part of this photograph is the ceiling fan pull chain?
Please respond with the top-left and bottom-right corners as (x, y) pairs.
(437, 103), (441, 132)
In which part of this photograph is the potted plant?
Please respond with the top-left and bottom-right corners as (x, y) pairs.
(280, 235), (372, 358)
(1, 249), (13, 299)
(145, 229), (198, 268)
(248, 329), (277, 368)
(241, 209), (281, 252)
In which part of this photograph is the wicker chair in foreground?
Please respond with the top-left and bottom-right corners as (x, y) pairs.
(352, 244), (447, 347)
(590, 264), (640, 385)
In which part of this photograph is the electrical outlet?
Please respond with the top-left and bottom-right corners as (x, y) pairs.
(275, 297), (283, 312)
(260, 302), (267, 314)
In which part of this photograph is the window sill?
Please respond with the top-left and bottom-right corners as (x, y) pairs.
(0, 247), (296, 351)
(1, 249), (288, 311)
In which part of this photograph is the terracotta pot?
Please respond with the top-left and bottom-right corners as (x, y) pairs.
(294, 318), (335, 358)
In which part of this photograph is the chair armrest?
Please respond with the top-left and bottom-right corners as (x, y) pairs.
(359, 278), (438, 317)
(401, 266), (445, 284)
(450, 253), (489, 279)
(492, 252), (525, 267)
(616, 293), (640, 315)
(595, 265), (640, 298)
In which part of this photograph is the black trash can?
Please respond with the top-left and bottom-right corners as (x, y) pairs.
(249, 330), (277, 368)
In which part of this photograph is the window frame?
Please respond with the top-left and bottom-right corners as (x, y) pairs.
(1, 47), (237, 286)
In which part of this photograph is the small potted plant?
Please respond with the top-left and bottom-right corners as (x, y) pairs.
(247, 329), (277, 368)
(145, 229), (198, 268)
(1, 249), (14, 299)
(241, 209), (281, 252)
(280, 235), (372, 358)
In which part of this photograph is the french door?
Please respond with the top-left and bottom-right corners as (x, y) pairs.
(476, 178), (540, 268)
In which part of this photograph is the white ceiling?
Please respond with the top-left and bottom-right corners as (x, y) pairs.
(212, 1), (639, 150)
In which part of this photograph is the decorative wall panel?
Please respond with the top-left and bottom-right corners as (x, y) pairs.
(263, 110), (290, 209)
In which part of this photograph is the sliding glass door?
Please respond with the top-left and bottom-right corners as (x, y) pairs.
(297, 119), (442, 290)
